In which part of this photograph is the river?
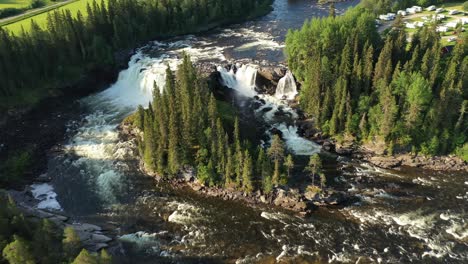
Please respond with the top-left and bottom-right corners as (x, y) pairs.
(30, 0), (467, 263)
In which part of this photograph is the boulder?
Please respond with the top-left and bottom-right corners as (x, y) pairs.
(257, 66), (287, 82)
(90, 234), (112, 243)
(369, 156), (402, 169)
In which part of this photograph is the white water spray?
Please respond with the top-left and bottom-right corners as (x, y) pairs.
(275, 71), (297, 100)
(217, 64), (258, 97)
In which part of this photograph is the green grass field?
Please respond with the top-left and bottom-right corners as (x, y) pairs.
(0, 0), (31, 9)
(2, 0), (105, 33)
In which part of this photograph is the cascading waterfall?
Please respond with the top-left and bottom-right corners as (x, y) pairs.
(217, 63), (320, 155)
(275, 71), (297, 100)
(273, 123), (320, 156)
(100, 52), (181, 107)
(217, 64), (258, 97)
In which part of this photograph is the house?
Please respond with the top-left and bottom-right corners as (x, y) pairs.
(416, 21), (425, 27)
(448, 10), (459, 15)
(406, 7), (417, 14)
(460, 17), (468, 25)
(412, 6), (423, 12)
(436, 8), (444, 13)
(448, 37), (457, 42)
(379, 13), (396, 21)
(436, 26), (448, 32)
(446, 22), (458, 28)
(432, 14), (445, 21)
(397, 10), (407, 16)
(426, 5), (436, 11)
(406, 22), (416, 29)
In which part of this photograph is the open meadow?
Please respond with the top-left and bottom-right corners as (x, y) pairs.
(2, 0), (105, 33)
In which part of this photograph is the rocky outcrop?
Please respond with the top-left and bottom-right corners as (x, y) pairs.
(7, 189), (113, 252)
(361, 153), (467, 172)
(256, 66), (287, 95)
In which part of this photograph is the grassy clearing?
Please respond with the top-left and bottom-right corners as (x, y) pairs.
(2, 0), (105, 33)
(0, 0), (31, 9)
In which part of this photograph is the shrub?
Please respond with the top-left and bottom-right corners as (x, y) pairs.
(30, 0), (46, 9)
(0, 150), (32, 185)
(0, 8), (24, 19)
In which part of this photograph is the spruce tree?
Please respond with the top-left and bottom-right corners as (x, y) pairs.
(267, 135), (285, 185)
(284, 154), (294, 178)
(242, 150), (254, 193)
(305, 154), (322, 186)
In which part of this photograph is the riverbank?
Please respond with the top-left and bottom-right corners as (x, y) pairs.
(0, 2), (275, 190)
(302, 132), (468, 172)
(5, 187), (115, 252)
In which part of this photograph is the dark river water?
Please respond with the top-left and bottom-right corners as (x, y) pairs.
(31, 0), (468, 263)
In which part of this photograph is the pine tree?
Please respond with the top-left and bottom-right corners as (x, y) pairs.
(267, 135), (285, 185)
(99, 249), (112, 264)
(242, 150), (254, 193)
(2, 235), (35, 264)
(284, 154), (294, 178)
(329, 3), (336, 18)
(63, 226), (81, 260)
(72, 249), (98, 264)
(305, 154), (322, 186)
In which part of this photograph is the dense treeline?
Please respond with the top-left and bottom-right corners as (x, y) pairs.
(0, 193), (110, 264)
(0, 0), (272, 109)
(286, 7), (467, 157)
(131, 55), (294, 193)
(361, 0), (453, 14)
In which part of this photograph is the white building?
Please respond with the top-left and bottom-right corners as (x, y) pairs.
(436, 26), (448, 32)
(460, 17), (468, 25)
(379, 13), (396, 21)
(436, 8), (444, 13)
(406, 22), (416, 29)
(412, 6), (423, 12)
(446, 22), (458, 28)
(406, 7), (417, 14)
(426, 5), (436, 11)
(397, 10), (407, 16)
(416, 21), (425, 27)
(448, 10), (459, 15)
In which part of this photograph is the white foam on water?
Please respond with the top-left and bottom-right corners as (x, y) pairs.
(343, 207), (468, 260)
(273, 123), (321, 156)
(167, 201), (204, 225)
(217, 64), (258, 97)
(219, 28), (284, 51)
(275, 71), (298, 100)
(412, 177), (433, 186)
(119, 231), (163, 254)
(30, 183), (62, 211)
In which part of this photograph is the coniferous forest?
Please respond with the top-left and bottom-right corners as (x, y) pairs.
(0, 0), (273, 109)
(129, 55), (292, 193)
(286, 7), (467, 156)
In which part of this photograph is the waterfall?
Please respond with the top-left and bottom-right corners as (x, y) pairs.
(273, 123), (320, 156)
(217, 64), (258, 97)
(100, 52), (181, 108)
(275, 71), (297, 100)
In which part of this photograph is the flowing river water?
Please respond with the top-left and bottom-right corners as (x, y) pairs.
(29, 0), (468, 263)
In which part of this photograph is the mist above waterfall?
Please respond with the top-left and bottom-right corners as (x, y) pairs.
(217, 64), (258, 97)
(275, 71), (297, 100)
